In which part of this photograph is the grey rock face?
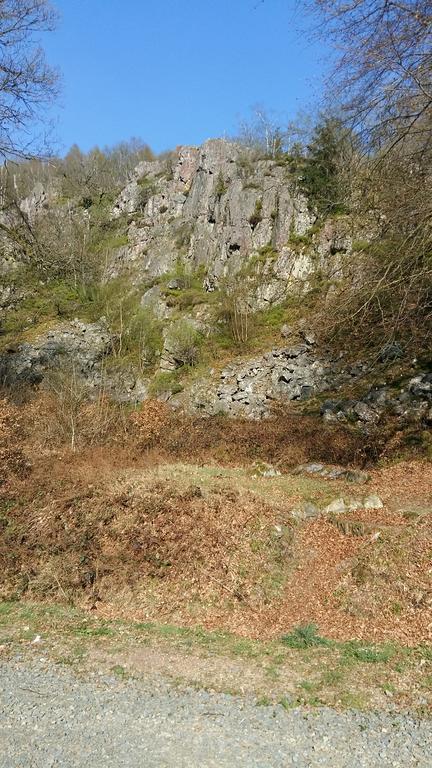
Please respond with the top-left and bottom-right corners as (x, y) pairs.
(19, 182), (48, 223)
(0, 319), (149, 403)
(108, 139), (344, 308)
(0, 320), (111, 387)
(140, 285), (172, 320)
(294, 464), (370, 484)
(187, 345), (336, 418)
(320, 371), (432, 428)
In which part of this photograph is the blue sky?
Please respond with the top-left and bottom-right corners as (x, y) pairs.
(42, 0), (327, 155)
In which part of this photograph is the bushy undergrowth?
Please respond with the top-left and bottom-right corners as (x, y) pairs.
(0, 471), (286, 613)
(127, 400), (367, 467)
(0, 400), (30, 488)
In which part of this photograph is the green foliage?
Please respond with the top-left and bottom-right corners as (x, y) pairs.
(215, 171), (227, 199)
(288, 231), (312, 248)
(351, 239), (370, 252)
(90, 224), (129, 255)
(86, 279), (163, 367)
(254, 304), (287, 330)
(342, 643), (395, 664)
(0, 274), (97, 344)
(249, 199), (263, 229)
(134, 308), (163, 367)
(166, 287), (208, 310)
(299, 116), (350, 218)
(257, 244), (278, 260)
(281, 624), (333, 649)
(165, 319), (203, 367)
(136, 176), (156, 209)
(147, 371), (184, 397)
(160, 261), (206, 303)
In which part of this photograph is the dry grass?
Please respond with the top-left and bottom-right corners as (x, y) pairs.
(1, 393), (431, 647)
(130, 400), (373, 469)
(0, 399), (30, 488)
(0, 472), (291, 619)
(1, 440), (431, 645)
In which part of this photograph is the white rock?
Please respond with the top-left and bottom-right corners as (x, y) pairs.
(363, 494), (384, 510)
(323, 498), (347, 514)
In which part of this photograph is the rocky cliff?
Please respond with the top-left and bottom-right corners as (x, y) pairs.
(107, 138), (349, 303)
(0, 138), (430, 433)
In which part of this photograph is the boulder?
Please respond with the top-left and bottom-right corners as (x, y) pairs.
(323, 498), (348, 514)
(363, 494), (384, 510)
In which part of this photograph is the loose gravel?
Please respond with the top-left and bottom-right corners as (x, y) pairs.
(0, 657), (431, 767)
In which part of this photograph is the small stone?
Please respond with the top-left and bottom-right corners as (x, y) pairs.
(323, 498), (347, 514)
(347, 498), (362, 511)
(300, 329), (316, 345)
(280, 324), (293, 338)
(344, 470), (370, 484)
(261, 467), (281, 477)
(379, 342), (404, 362)
(326, 469), (346, 479)
(291, 502), (321, 520)
(166, 278), (184, 290)
(300, 463), (324, 474)
(363, 494), (384, 510)
(354, 402), (379, 423)
(323, 411), (338, 422)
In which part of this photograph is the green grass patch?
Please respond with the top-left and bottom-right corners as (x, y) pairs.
(1, 601), (430, 713)
(281, 624), (333, 649)
(72, 624), (115, 638)
(147, 370), (184, 397)
(342, 642), (396, 664)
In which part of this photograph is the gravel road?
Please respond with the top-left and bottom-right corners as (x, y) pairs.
(0, 657), (431, 767)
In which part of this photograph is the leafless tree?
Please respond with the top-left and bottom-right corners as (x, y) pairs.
(307, 1), (432, 159)
(237, 105), (288, 157)
(0, 0), (59, 159)
(300, 1), (432, 353)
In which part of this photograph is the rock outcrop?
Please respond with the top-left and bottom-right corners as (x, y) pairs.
(108, 139), (348, 307)
(0, 320), (111, 387)
(321, 372), (432, 427)
(0, 320), (148, 403)
(187, 343), (336, 418)
(1, 138), (429, 428)
(181, 344), (432, 426)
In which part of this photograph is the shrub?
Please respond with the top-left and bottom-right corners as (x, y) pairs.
(130, 399), (172, 447)
(249, 199), (263, 229)
(299, 116), (351, 217)
(0, 399), (29, 487)
(281, 624), (332, 649)
(164, 319), (202, 367)
(147, 371), (184, 398)
(134, 308), (163, 368)
(288, 232), (312, 248)
(215, 171), (227, 199)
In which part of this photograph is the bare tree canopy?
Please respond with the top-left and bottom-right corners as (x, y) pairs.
(0, 0), (59, 158)
(309, 1), (432, 157)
